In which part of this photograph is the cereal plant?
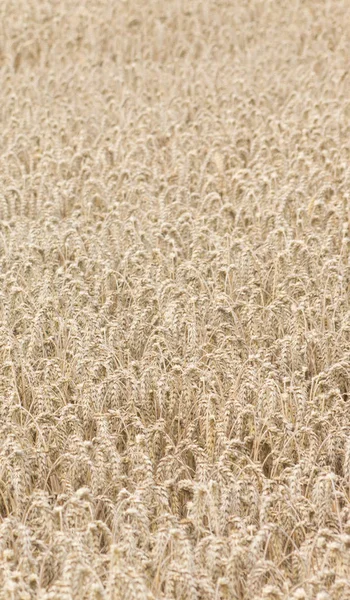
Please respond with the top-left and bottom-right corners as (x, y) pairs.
(0, 0), (350, 598)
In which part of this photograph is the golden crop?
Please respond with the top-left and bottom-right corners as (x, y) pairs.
(0, 1), (350, 598)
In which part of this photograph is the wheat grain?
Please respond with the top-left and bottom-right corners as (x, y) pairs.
(0, 0), (350, 598)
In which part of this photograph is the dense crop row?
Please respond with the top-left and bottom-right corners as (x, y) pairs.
(0, 1), (350, 598)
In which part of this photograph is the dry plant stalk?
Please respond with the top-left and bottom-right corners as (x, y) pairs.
(0, 0), (350, 598)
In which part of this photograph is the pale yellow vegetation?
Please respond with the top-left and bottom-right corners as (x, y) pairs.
(0, 0), (350, 598)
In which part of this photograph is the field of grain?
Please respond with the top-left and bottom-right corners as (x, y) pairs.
(1, 1), (350, 598)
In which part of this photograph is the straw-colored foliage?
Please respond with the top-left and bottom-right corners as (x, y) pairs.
(1, 0), (350, 598)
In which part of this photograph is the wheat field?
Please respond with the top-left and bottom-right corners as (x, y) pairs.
(1, 0), (350, 598)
